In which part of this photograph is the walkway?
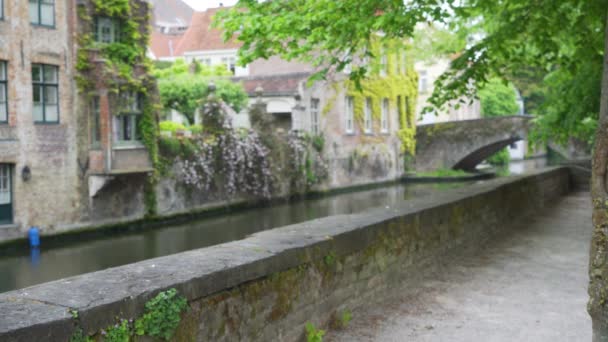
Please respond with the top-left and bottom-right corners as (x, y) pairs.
(327, 191), (592, 342)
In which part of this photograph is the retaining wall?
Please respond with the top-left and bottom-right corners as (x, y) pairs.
(0, 167), (571, 341)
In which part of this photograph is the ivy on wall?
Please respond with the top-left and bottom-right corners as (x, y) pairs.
(76, 0), (160, 216)
(345, 39), (418, 155)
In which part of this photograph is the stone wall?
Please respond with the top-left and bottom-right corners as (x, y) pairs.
(0, 167), (571, 341)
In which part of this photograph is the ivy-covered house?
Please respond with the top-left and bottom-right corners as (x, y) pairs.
(0, 0), (160, 241)
(236, 44), (419, 189)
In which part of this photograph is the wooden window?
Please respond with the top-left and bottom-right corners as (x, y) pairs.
(94, 17), (121, 44)
(364, 97), (373, 134)
(345, 96), (354, 134)
(114, 92), (142, 145)
(32, 64), (59, 124)
(0, 61), (7, 123)
(381, 98), (389, 133)
(310, 98), (320, 135)
(0, 164), (12, 224)
(91, 97), (101, 147)
(29, 0), (55, 27)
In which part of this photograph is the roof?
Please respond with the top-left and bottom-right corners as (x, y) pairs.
(175, 7), (243, 55)
(232, 72), (312, 96)
(149, 31), (184, 59)
(147, 0), (194, 28)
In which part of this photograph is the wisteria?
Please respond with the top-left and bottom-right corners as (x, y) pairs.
(178, 97), (273, 199)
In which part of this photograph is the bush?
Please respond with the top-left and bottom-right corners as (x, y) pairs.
(486, 147), (510, 166)
(159, 121), (186, 133)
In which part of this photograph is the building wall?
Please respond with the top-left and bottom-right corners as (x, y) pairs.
(0, 0), (82, 238)
(415, 59), (481, 125)
(183, 49), (249, 76)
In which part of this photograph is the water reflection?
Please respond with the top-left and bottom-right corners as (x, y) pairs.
(0, 181), (472, 293)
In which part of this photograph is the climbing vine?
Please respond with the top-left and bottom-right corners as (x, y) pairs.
(69, 288), (188, 342)
(76, 0), (160, 216)
(345, 39), (418, 155)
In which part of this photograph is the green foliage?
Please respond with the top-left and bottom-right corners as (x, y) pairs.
(530, 62), (601, 150)
(157, 72), (248, 125)
(103, 319), (131, 342)
(159, 121), (187, 133)
(486, 148), (510, 166)
(478, 78), (520, 117)
(340, 310), (353, 328)
(311, 135), (325, 153)
(216, 0), (606, 158)
(70, 328), (92, 342)
(134, 289), (188, 341)
(417, 168), (472, 178)
(323, 252), (336, 267)
(305, 322), (326, 342)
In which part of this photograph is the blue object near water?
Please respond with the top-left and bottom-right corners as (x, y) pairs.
(28, 227), (40, 248)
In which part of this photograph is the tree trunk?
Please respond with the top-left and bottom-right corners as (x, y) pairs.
(589, 8), (608, 342)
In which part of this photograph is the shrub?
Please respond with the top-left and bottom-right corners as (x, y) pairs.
(159, 121), (186, 133)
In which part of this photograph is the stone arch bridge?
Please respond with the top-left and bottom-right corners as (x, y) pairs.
(415, 116), (533, 171)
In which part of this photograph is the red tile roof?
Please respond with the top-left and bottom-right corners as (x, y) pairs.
(175, 7), (242, 55)
(149, 31), (184, 58)
(147, 0), (194, 28)
(233, 73), (312, 96)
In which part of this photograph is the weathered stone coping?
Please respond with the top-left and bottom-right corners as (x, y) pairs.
(0, 167), (569, 341)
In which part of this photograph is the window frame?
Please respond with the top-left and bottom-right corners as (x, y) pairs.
(380, 50), (388, 77)
(364, 97), (373, 134)
(29, 0), (56, 28)
(310, 98), (320, 135)
(419, 70), (428, 93)
(0, 61), (7, 124)
(345, 96), (354, 135)
(114, 92), (143, 147)
(32, 63), (60, 124)
(91, 97), (101, 148)
(381, 98), (389, 134)
(0, 0), (4, 21)
(94, 16), (121, 44)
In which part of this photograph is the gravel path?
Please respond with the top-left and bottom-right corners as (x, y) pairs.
(327, 192), (592, 342)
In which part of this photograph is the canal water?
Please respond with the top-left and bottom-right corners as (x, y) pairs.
(0, 181), (476, 294)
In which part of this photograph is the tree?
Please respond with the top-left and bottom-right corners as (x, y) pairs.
(217, 1), (608, 338)
(154, 60), (248, 124)
(478, 78), (519, 117)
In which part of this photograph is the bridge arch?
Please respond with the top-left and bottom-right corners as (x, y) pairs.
(415, 116), (532, 172)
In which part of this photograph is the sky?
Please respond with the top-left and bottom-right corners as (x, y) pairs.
(182, 0), (238, 11)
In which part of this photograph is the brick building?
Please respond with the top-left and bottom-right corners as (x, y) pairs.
(0, 0), (154, 240)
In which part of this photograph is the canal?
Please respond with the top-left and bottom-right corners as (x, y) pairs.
(0, 158), (549, 294)
(0, 181), (477, 293)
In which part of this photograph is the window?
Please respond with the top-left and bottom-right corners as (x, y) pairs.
(381, 98), (389, 133)
(364, 97), (372, 134)
(200, 58), (212, 66)
(397, 96), (402, 129)
(114, 92), (141, 144)
(0, 61), (7, 123)
(380, 49), (388, 76)
(29, 0), (55, 27)
(222, 57), (236, 74)
(32, 64), (59, 123)
(0, 164), (12, 224)
(419, 70), (428, 92)
(310, 98), (320, 135)
(401, 52), (407, 75)
(0, 0), (4, 20)
(91, 97), (101, 146)
(405, 97), (412, 127)
(345, 96), (354, 134)
(94, 17), (121, 43)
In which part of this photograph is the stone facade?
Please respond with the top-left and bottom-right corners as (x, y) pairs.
(0, 0), (155, 241)
(0, 0), (81, 239)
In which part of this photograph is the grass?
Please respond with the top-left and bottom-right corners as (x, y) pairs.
(416, 168), (472, 178)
